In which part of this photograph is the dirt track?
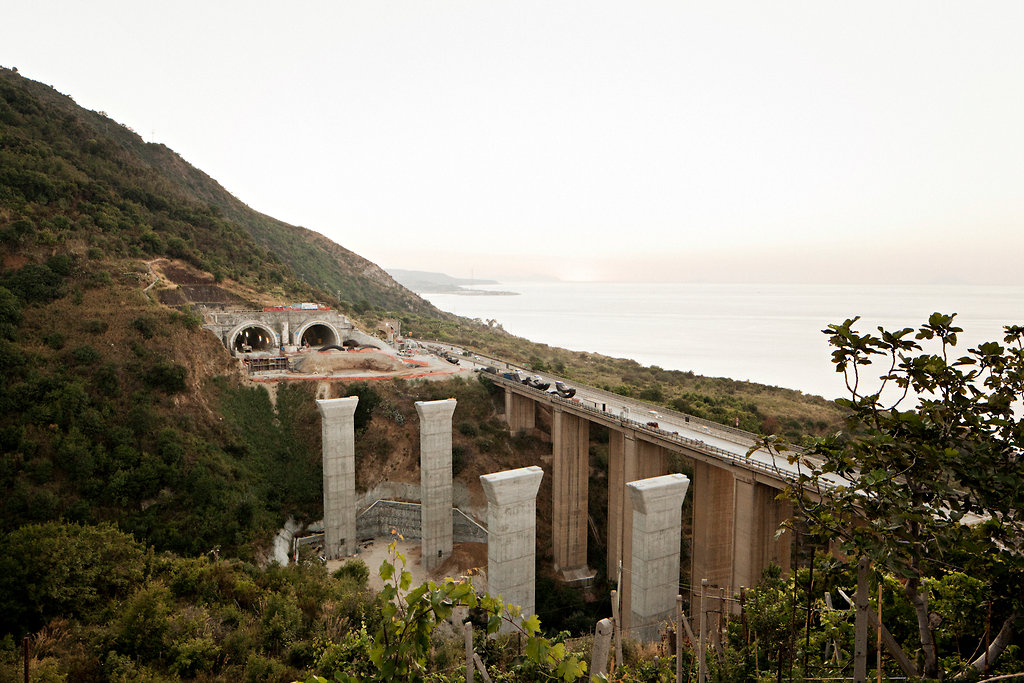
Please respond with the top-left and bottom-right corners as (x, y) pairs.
(248, 347), (475, 383)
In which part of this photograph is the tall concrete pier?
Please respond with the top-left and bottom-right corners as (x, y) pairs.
(317, 397), (359, 559)
(627, 473), (690, 641)
(551, 408), (594, 582)
(416, 398), (457, 571)
(480, 465), (544, 632)
(505, 391), (536, 434)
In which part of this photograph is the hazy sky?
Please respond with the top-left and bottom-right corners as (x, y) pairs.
(4, 2), (1023, 284)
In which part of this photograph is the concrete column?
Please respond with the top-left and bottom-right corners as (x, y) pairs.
(733, 479), (791, 592)
(607, 430), (637, 584)
(505, 390), (536, 434)
(416, 398), (457, 571)
(551, 408), (593, 582)
(480, 465), (544, 632)
(614, 438), (671, 630)
(281, 321), (290, 347)
(316, 397), (359, 559)
(689, 461), (736, 609)
(627, 473), (690, 642)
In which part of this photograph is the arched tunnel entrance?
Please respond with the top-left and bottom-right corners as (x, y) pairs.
(232, 325), (277, 353)
(299, 323), (339, 348)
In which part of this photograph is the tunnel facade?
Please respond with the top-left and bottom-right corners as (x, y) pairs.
(200, 307), (377, 356)
(296, 321), (341, 348)
(229, 322), (279, 353)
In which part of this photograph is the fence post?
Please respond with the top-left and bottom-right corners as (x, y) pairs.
(592, 617), (614, 678)
(698, 579), (708, 683)
(676, 595), (684, 683)
(464, 621), (475, 682)
(611, 588), (623, 668)
(854, 556), (870, 682)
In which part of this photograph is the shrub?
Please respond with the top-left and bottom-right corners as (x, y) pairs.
(332, 559), (369, 586)
(43, 331), (65, 349)
(132, 315), (157, 339)
(144, 359), (187, 393)
(82, 319), (108, 334)
(70, 344), (100, 365)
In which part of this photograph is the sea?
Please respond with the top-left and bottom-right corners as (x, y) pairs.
(421, 282), (1024, 400)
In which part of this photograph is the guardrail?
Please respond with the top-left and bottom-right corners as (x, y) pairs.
(412, 339), (758, 440)
(408, 338), (826, 487)
(489, 374), (795, 483)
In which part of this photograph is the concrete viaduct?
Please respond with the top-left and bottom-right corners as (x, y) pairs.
(494, 373), (793, 630)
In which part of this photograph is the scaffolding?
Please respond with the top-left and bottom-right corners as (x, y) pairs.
(243, 356), (290, 373)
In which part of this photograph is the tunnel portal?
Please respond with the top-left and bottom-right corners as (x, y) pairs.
(232, 324), (277, 353)
(299, 322), (339, 348)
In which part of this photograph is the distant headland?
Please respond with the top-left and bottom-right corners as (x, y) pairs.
(387, 268), (519, 296)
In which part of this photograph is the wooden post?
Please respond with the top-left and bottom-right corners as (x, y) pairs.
(676, 595), (685, 683)
(804, 553), (814, 674)
(464, 621), (475, 682)
(716, 586), (726, 658)
(740, 587), (748, 646)
(592, 618), (614, 678)
(877, 582), (882, 683)
(473, 653), (493, 683)
(854, 557), (870, 682)
(611, 588), (623, 668)
(698, 579), (708, 683)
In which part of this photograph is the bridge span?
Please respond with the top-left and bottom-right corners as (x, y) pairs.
(489, 372), (799, 630)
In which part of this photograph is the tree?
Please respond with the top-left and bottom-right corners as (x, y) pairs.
(303, 542), (587, 682)
(0, 521), (149, 637)
(759, 314), (1024, 678)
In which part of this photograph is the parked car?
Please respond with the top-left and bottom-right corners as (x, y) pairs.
(554, 381), (576, 398)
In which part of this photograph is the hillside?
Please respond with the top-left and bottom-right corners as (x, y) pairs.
(0, 68), (435, 318)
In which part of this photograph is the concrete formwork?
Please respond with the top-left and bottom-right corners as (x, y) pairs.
(551, 408), (594, 582)
(317, 396), (359, 559)
(416, 398), (457, 571)
(505, 391), (536, 434)
(627, 473), (690, 642)
(480, 465), (544, 632)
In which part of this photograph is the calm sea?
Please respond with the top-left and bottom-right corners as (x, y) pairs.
(422, 282), (1024, 400)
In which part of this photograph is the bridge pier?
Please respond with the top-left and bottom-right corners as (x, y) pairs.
(551, 408), (595, 582)
(733, 477), (791, 591)
(481, 466), (544, 632)
(627, 474), (690, 641)
(690, 461), (736, 608)
(317, 397), (359, 559)
(690, 462), (791, 611)
(608, 432), (669, 629)
(416, 398), (458, 571)
(505, 390), (536, 434)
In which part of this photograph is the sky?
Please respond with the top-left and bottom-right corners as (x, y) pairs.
(3, 2), (1024, 284)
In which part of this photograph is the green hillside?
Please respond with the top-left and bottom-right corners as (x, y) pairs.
(0, 68), (435, 317)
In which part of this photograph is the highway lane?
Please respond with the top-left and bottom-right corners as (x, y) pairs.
(409, 339), (842, 488)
